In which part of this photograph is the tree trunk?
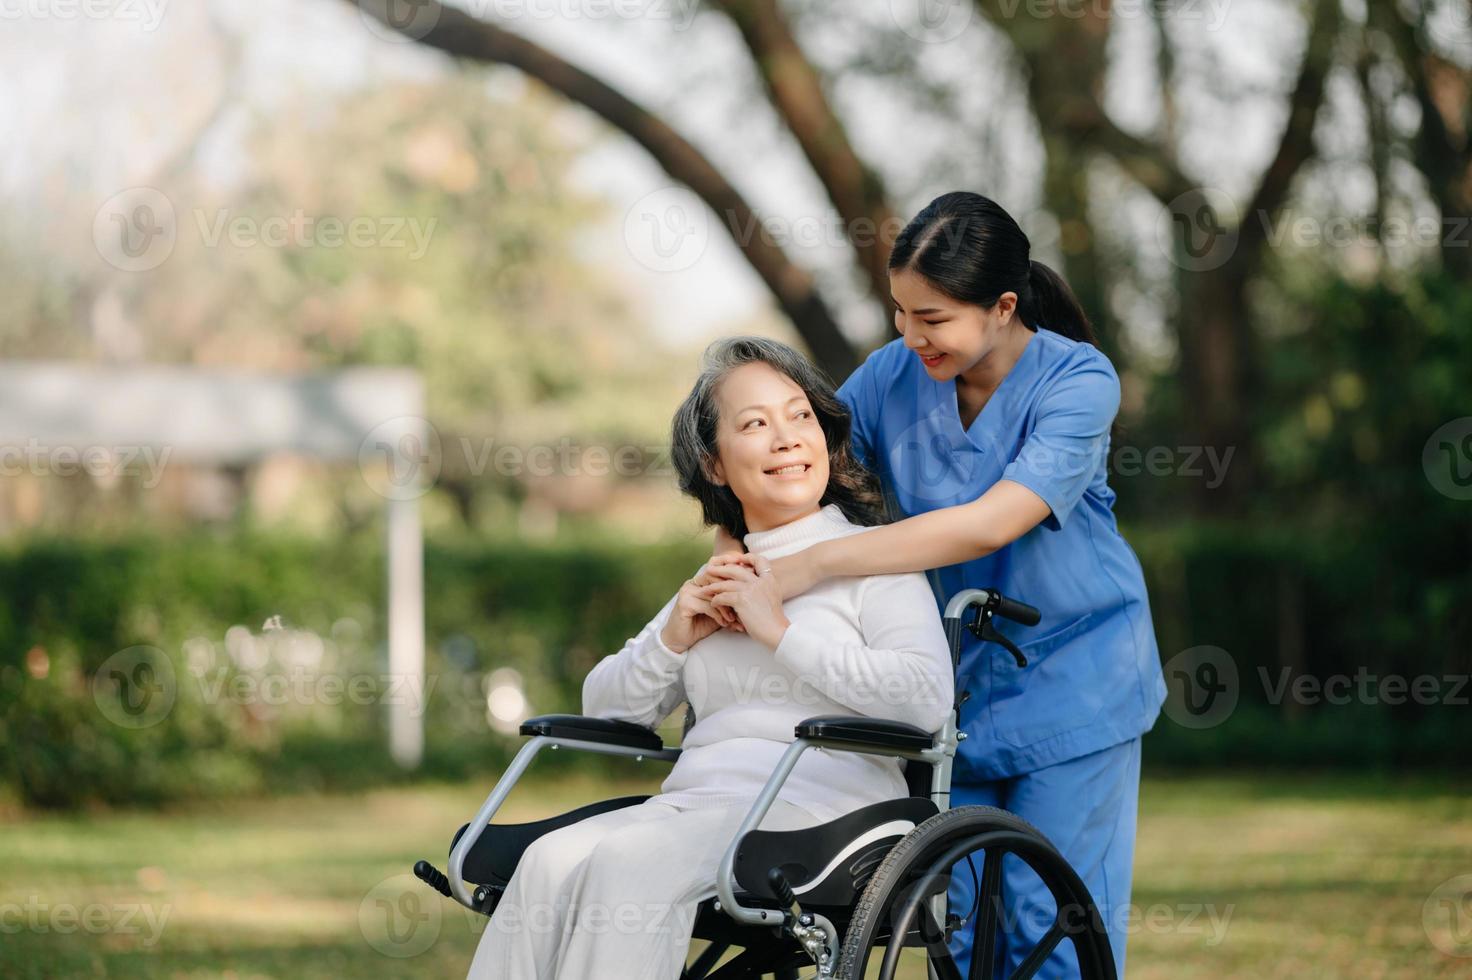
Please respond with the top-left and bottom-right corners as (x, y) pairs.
(349, 0), (860, 377)
(715, 0), (899, 313)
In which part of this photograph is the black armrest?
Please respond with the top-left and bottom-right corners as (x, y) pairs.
(793, 715), (935, 752)
(519, 714), (667, 752)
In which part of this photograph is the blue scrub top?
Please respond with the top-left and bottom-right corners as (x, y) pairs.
(836, 329), (1167, 781)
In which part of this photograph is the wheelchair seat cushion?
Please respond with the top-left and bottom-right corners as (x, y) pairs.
(733, 796), (938, 907)
(453, 794), (652, 885)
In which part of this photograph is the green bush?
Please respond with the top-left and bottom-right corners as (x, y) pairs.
(1, 513), (1465, 811)
(11, 257), (1472, 813)
(0, 531), (707, 809)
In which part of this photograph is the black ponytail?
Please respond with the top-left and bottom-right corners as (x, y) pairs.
(1023, 259), (1096, 345)
(889, 191), (1099, 347)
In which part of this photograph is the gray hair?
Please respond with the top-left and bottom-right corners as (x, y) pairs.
(670, 336), (886, 541)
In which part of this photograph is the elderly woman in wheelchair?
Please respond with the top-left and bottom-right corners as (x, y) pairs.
(416, 337), (1116, 980)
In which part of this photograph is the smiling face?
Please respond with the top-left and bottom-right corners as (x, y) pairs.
(890, 266), (1019, 380)
(707, 360), (830, 533)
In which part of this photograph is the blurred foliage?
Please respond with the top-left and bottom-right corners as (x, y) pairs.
(1, 270), (1467, 810)
(5, 330), (1471, 810)
(0, 8), (1466, 809)
(0, 72), (697, 534)
(1125, 267), (1472, 770)
(0, 529), (708, 809)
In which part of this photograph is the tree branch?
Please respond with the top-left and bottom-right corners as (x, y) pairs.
(1372, 1), (1470, 225)
(713, 0), (898, 311)
(974, 0), (1193, 202)
(1235, 0), (1343, 263)
(350, 0), (858, 376)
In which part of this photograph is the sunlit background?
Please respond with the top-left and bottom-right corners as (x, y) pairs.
(2, 0), (1470, 977)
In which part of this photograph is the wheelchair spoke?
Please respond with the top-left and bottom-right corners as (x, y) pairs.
(1007, 919), (1066, 980)
(969, 848), (1002, 980)
(877, 870), (951, 979)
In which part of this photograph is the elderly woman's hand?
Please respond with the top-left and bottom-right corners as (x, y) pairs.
(659, 573), (728, 654)
(699, 561), (791, 651)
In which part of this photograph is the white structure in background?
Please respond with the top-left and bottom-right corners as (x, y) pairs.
(0, 363), (429, 768)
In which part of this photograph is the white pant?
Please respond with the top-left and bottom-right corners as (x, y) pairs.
(465, 798), (825, 980)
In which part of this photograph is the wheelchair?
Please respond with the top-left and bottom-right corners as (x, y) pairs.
(413, 589), (1117, 979)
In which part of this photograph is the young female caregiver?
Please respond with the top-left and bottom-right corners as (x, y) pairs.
(702, 191), (1167, 978)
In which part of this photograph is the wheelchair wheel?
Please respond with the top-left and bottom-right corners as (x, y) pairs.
(833, 806), (1116, 980)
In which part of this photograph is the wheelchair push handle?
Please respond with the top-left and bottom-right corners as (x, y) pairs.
(994, 593), (1041, 627)
(943, 588), (1041, 669)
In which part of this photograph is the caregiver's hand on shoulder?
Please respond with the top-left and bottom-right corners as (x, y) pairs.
(659, 575), (726, 654)
(701, 562), (791, 651)
(702, 549), (820, 602)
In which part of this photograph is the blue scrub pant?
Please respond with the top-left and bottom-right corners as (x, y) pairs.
(945, 737), (1141, 979)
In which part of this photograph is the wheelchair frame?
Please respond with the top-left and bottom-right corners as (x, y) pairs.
(421, 588), (1110, 979)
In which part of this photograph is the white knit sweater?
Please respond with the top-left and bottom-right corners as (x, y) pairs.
(581, 504), (954, 823)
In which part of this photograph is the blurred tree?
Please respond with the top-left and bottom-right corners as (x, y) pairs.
(969, 0), (1345, 508)
(353, 0), (860, 376)
(125, 73), (691, 528)
(0, 4), (246, 365)
(714, 0), (900, 315)
(1370, 0), (1472, 278)
(348, 0), (1440, 516)
(0, 64), (695, 533)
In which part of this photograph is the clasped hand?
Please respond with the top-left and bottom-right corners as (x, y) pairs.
(659, 553), (791, 653)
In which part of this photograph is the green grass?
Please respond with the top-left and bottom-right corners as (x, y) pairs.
(2, 773), (1468, 978)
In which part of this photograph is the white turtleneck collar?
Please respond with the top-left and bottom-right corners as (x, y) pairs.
(741, 502), (857, 558)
